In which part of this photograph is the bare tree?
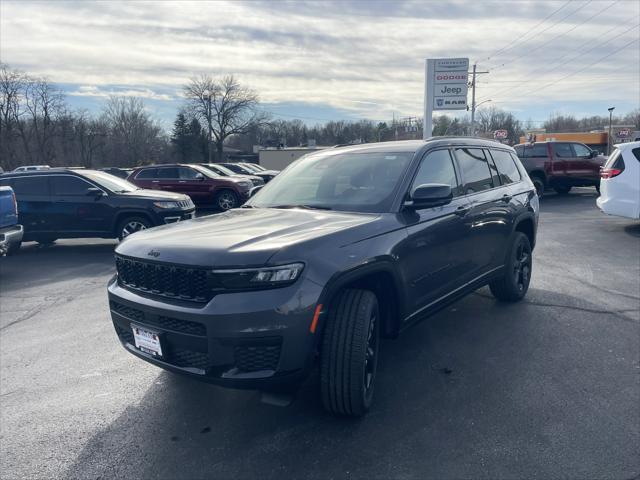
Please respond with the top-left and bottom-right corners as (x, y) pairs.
(0, 64), (27, 169)
(184, 74), (269, 161)
(23, 76), (66, 163)
(101, 96), (163, 166)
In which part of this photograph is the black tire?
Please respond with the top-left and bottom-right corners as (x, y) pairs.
(6, 241), (21, 255)
(214, 190), (238, 211)
(117, 216), (152, 240)
(320, 289), (379, 417)
(35, 236), (57, 246)
(489, 232), (532, 302)
(554, 185), (572, 195)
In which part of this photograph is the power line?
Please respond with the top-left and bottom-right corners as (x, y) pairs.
(481, 0), (572, 63)
(489, 0), (621, 73)
(477, 23), (639, 102)
(485, 0), (593, 70)
(489, 37), (638, 101)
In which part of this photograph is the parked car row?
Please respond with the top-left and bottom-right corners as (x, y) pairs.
(0, 169), (196, 249)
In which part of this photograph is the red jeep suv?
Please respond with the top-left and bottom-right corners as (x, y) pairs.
(514, 141), (606, 197)
(129, 164), (252, 210)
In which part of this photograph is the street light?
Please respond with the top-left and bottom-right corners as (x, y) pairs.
(471, 99), (492, 136)
(204, 90), (213, 163)
(608, 106), (615, 156)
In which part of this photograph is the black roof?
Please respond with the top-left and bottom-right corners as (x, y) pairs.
(1, 168), (97, 178)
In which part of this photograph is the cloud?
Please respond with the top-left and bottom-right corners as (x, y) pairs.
(1, 0), (638, 122)
(67, 85), (173, 101)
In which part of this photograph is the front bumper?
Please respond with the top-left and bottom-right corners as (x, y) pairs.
(107, 275), (324, 389)
(157, 209), (196, 224)
(0, 224), (23, 254)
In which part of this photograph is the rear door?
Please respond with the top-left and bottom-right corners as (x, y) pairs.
(6, 176), (53, 235)
(155, 167), (181, 193)
(453, 147), (511, 279)
(49, 175), (112, 234)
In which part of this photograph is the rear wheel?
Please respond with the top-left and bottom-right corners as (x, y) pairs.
(214, 190), (238, 211)
(531, 175), (545, 198)
(320, 289), (379, 417)
(117, 216), (151, 240)
(554, 185), (572, 195)
(489, 232), (532, 302)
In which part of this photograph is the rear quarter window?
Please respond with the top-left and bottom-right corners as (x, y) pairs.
(490, 149), (521, 184)
(632, 148), (640, 163)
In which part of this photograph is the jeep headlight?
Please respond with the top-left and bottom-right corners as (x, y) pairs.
(154, 201), (181, 209)
(210, 263), (304, 291)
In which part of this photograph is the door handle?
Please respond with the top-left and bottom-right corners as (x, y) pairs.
(151, 180), (159, 183)
(501, 194), (512, 203)
(454, 205), (471, 216)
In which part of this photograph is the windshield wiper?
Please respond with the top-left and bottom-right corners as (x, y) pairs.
(240, 204), (257, 208)
(271, 204), (332, 211)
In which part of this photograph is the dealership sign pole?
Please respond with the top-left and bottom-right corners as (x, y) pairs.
(423, 57), (469, 140)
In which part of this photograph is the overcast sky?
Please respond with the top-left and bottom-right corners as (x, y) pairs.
(1, 0), (638, 127)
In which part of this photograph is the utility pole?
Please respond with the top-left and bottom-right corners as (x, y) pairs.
(207, 93), (213, 163)
(608, 106), (615, 156)
(469, 63), (489, 136)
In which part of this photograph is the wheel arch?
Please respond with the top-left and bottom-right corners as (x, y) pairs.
(513, 213), (537, 250)
(318, 260), (405, 339)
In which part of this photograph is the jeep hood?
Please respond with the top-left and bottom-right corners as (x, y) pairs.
(120, 189), (189, 201)
(115, 207), (379, 267)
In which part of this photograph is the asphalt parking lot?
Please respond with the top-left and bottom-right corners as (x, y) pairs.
(1, 188), (638, 479)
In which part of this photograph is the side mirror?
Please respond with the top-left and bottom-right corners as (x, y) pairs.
(405, 183), (453, 210)
(86, 187), (104, 198)
(249, 185), (263, 198)
(590, 150), (598, 158)
(195, 173), (205, 181)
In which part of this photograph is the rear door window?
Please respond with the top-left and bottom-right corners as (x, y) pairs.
(489, 149), (521, 184)
(50, 176), (95, 196)
(157, 167), (179, 179)
(454, 148), (494, 194)
(11, 176), (50, 196)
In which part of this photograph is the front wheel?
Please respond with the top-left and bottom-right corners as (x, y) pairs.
(117, 216), (151, 240)
(489, 232), (532, 302)
(214, 190), (238, 211)
(320, 289), (379, 417)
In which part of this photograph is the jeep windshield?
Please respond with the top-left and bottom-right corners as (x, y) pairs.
(246, 151), (414, 213)
(80, 170), (139, 193)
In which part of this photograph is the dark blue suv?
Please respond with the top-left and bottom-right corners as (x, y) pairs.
(108, 138), (538, 416)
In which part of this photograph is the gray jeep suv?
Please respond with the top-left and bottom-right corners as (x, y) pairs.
(108, 138), (538, 416)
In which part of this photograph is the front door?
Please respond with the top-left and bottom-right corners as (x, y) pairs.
(399, 148), (472, 316)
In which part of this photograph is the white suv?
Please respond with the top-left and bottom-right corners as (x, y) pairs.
(597, 141), (640, 220)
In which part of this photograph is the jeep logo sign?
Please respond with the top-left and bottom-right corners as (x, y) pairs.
(426, 57), (469, 112)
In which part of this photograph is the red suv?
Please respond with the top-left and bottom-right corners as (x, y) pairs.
(514, 142), (606, 197)
(129, 164), (252, 210)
